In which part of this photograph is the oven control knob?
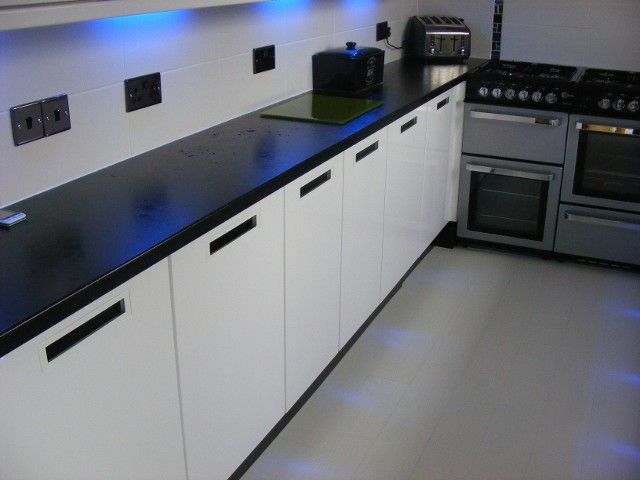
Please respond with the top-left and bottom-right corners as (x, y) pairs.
(544, 92), (558, 104)
(491, 87), (503, 99)
(612, 98), (626, 111)
(518, 90), (529, 101)
(626, 100), (638, 113)
(531, 91), (543, 103)
(504, 88), (516, 100)
(478, 86), (489, 97)
(597, 98), (611, 110)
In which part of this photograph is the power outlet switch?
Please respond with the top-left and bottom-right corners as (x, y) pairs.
(253, 45), (275, 74)
(376, 21), (390, 41)
(41, 94), (71, 137)
(10, 101), (44, 146)
(124, 72), (162, 112)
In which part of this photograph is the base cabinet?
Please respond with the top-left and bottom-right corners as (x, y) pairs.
(381, 107), (427, 297)
(341, 130), (388, 348)
(421, 90), (454, 248)
(0, 260), (186, 480)
(284, 156), (343, 408)
(170, 191), (285, 480)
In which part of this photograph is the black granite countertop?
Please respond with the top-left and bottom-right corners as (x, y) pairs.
(0, 57), (486, 357)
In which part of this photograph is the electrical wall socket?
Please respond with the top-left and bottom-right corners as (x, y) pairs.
(10, 101), (44, 146)
(41, 94), (71, 137)
(124, 72), (162, 112)
(376, 21), (390, 41)
(253, 45), (275, 74)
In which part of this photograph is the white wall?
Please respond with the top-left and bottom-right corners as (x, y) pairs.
(501, 0), (640, 70)
(0, 0), (417, 206)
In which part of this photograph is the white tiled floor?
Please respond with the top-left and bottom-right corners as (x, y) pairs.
(242, 247), (640, 480)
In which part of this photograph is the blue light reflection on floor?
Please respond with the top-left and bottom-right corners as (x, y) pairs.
(609, 370), (640, 386)
(621, 307), (640, 320)
(605, 439), (640, 460)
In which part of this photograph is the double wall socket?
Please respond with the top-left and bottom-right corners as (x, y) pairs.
(124, 73), (162, 112)
(10, 94), (70, 146)
(253, 45), (275, 74)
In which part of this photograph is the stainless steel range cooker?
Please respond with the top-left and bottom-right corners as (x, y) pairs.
(458, 61), (640, 266)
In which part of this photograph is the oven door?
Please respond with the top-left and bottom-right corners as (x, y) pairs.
(563, 114), (640, 213)
(458, 155), (563, 250)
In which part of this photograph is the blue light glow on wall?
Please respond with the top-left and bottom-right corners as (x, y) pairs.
(87, 9), (194, 37)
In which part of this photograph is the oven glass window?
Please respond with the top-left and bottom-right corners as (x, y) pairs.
(574, 130), (640, 203)
(468, 172), (549, 240)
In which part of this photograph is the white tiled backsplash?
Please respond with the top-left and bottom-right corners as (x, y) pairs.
(0, 0), (417, 206)
(2, 0), (639, 206)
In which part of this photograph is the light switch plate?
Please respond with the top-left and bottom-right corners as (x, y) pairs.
(10, 101), (44, 146)
(41, 94), (71, 137)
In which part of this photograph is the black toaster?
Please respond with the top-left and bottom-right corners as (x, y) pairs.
(406, 15), (470, 62)
(312, 42), (385, 97)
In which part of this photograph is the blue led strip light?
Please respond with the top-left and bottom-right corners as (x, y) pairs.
(491, 0), (503, 60)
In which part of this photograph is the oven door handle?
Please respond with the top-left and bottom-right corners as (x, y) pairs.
(564, 212), (640, 231)
(469, 110), (561, 127)
(575, 122), (640, 137)
(465, 163), (555, 182)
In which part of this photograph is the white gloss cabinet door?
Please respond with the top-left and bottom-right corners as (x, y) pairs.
(445, 82), (466, 222)
(284, 156), (343, 409)
(171, 191), (285, 480)
(341, 130), (387, 348)
(381, 107), (428, 298)
(421, 89), (454, 249)
(0, 260), (186, 480)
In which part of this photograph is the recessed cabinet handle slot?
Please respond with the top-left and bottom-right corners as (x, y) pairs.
(355, 141), (379, 162)
(400, 117), (418, 133)
(437, 97), (450, 110)
(300, 170), (331, 198)
(210, 216), (257, 254)
(46, 299), (125, 362)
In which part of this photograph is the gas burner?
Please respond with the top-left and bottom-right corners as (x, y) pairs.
(526, 64), (577, 81)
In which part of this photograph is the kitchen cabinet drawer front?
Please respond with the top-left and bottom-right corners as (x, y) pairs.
(445, 82), (466, 222)
(462, 103), (569, 165)
(341, 129), (388, 347)
(0, 260), (186, 480)
(284, 156), (343, 408)
(382, 107), (427, 297)
(171, 190), (285, 480)
(421, 90), (453, 248)
(555, 204), (640, 266)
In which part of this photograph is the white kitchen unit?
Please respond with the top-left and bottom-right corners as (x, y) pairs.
(444, 82), (466, 222)
(170, 191), (285, 480)
(284, 156), (343, 408)
(0, 0), (268, 32)
(420, 89), (454, 249)
(381, 106), (428, 298)
(0, 260), (186, 480)
(340, 130), (388, 348)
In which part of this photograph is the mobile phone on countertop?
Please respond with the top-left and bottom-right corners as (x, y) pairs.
(0, 209), (26, 228)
